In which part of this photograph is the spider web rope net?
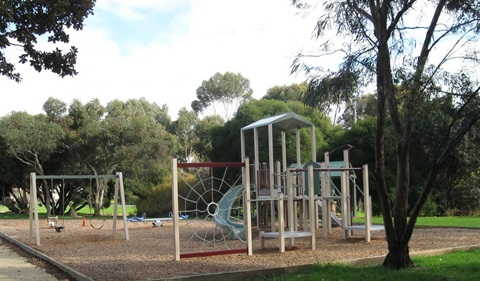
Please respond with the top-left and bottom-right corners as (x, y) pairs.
(176, 163), (247, 257)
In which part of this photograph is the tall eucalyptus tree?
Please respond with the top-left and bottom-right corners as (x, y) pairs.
(292, 0), (480, 268)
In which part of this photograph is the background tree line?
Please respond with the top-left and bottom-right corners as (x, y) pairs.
(1, 76), (478, 218)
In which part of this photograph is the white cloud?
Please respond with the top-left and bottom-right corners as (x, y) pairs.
(1, 0), (319, 119)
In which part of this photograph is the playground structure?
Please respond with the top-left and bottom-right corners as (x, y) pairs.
(171, 112), (383, 259)
(28, 173), (129, 246)
(240, 112), (383, 247)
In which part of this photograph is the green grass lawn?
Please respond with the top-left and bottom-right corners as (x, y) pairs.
(2, 203), (479, 228)
(0, 203), (137, 219)
(251, 248), (480, 281)
(0, 205), (9, 213)
(353, 215), (480, 228)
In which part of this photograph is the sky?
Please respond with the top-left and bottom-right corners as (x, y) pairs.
(1, 0), (322, 120)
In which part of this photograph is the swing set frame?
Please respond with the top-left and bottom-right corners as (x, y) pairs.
(28, 173), (129, 246)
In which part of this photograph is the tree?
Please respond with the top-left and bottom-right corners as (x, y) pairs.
(0, 0), (95, 82)
(192, 71), (253, 121)
(194, 114), (225, 161)
(0, 112), (66, 214)
(60, 98), (175, 215)
(0, 136), (31, 213)
(292, 0), (480, 268)
(102, 99), (175, 209)
(339, 93), (377, 128)
(66, 99), (109, 216)
(263, 82), (307, 102)
(170, 107), (199, 162)
(43, 97), (68, 122)
(209, 98), (334, 163)
(426, 118), (480, 215)
(301, 70), (361, 124)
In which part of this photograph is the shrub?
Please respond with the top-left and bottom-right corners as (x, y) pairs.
(135, 173), (197, 218)
(419, 196), (438, 217)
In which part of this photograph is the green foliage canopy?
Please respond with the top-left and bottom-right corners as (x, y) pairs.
(0, 0), (96, 82)
(192, 71), (253, 121)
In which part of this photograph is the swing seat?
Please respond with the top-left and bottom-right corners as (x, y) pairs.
(47, 216), (58, 227)
(55, 226), (64, 233)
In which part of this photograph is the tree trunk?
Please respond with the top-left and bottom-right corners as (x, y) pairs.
(0, 198), (21, 213)
(370, 4), (417, 269)
(93, 178), (105, 216)
(68, 201), (78, 217)
(383, 244), (413, 269)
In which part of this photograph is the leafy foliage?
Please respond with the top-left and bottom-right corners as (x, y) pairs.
(0, 0), (96, 82)
(209, 99), (335, 163)
(169, 107), (199, 161)
(303, 70), (361, 120)
(263, 82), (307, 102)
(192, 72), (253, 121)
(339, 93), (377, 128)
(0, 98), (176, 216)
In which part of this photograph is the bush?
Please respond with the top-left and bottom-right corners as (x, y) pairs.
(135, 174), (197, 218)
(419, 196), (438, 217)
(135, 177), (172, 217)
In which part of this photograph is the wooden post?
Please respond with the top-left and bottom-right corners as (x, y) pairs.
(118, 172), (129, 240)
(321, 161), (328, 239)
(172, 158), (180, 261)
(112, 174), (119, 237)
(253, 127), (260, 229)
(281, 131), (287, 179)
(343, 149), (352, 237)
(244, 157), (253, 255)
(363, 164), (371, 242)
(341, 170), (348, 239)
(311, 125), (316, 162)
(29, 173), (40, 246)
(268, 124), (275, 231)
(287, 169), (294, 245)
(275, 161), (281, 193)
(308, 165), (316, 250)
(278, 193), (285, 253)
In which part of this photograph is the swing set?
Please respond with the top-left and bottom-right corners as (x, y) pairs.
(86, 178), (107, 231)
(46, 178), (65, 233)
(28, 173), (129, 246)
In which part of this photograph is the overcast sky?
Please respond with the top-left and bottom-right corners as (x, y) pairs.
(1, 0), (322, 119)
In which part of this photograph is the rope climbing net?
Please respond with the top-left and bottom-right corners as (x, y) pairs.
(172, 160), (251, 260)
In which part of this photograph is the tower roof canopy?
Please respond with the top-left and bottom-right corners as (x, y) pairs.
(241, 112), (314, 132)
